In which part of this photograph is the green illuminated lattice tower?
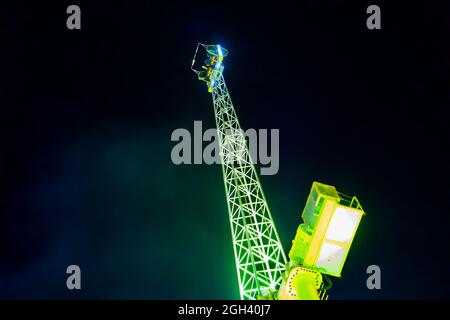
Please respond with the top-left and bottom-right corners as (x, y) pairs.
(192, 44), (287, 299)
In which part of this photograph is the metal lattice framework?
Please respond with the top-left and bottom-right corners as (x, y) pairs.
(193, 44), (363, 300)
(211, 72), (287, 300)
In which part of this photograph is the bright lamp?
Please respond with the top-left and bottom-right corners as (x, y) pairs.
(288, 182), (364, 277)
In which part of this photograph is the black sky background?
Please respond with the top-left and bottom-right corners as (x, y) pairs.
(0, 1), (449, 299)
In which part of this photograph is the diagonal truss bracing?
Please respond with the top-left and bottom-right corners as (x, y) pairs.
(211, 73), (287, 300)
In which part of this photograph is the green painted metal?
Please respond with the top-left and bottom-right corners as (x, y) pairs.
(192, 44), (365, 300)
(193, 44), (287, 300)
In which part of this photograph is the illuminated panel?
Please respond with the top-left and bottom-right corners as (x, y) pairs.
(288, 182), (365, 280)
(316, 243), (347, 276)
(316, 206), (363, 277)
(325, 206), (361, 244)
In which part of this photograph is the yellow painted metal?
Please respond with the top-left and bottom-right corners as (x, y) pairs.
(278, 266), (323, 300)
(303, 199), (337, 267)
(288, 182), (365, 277)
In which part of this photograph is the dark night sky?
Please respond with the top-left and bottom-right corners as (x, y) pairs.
(0, 1), (449, 299)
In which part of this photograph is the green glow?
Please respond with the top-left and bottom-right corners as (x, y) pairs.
(193, 44), (365, 300)
(195, 44), (286, 300)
